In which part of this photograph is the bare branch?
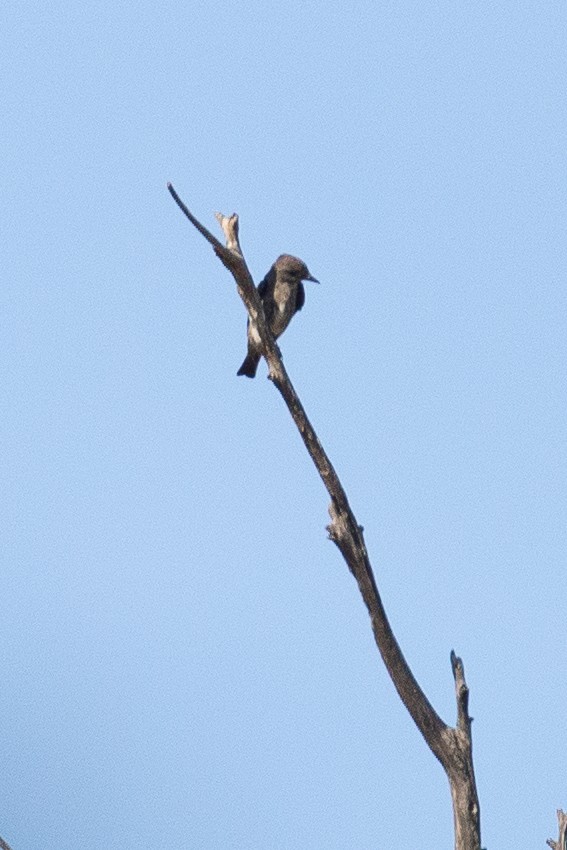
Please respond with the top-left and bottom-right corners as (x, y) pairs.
(446, 652), (481, 850)
(167, 183), (226, 256)
(451, 650), (471, 733)
(215, 212), (242, 256)
(169, 190), (482, 850)
(548, 810), (567, 850)
(0, 837), (14, 850)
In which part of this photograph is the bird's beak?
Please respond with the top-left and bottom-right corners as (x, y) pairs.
(306, 273), (320, 284)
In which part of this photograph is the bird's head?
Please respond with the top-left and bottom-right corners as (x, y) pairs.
(274, 254), (319, 284)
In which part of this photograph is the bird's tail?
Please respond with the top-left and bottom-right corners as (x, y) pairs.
(237, 352), (260, 378)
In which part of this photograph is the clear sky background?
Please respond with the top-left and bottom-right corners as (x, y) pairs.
(1, 1), (565, 848)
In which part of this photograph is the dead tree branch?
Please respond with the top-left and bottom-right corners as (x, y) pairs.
(547, 810), (567, 850)
(168, 185), (481, 850)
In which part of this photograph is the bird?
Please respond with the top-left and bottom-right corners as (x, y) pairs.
(237, 254), (319, 378)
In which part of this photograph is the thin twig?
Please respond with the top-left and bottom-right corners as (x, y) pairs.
(167, 183), (226, 255)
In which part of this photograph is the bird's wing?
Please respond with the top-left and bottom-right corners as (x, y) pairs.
(256, 269), (277, 323)
(295, 282), (305, 312)
(257, 265), (276, 300)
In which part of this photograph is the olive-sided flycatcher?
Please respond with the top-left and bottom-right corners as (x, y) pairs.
(237, 254), (319, 378)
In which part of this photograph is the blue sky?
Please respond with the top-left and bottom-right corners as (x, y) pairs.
(1, 1), (565, 848)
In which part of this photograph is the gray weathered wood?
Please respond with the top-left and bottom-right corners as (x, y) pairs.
(547, 809), (567, 850)
(169, 187), (481, 850)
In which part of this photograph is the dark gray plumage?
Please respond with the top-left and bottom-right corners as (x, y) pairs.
(237, 254), (319, 378)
